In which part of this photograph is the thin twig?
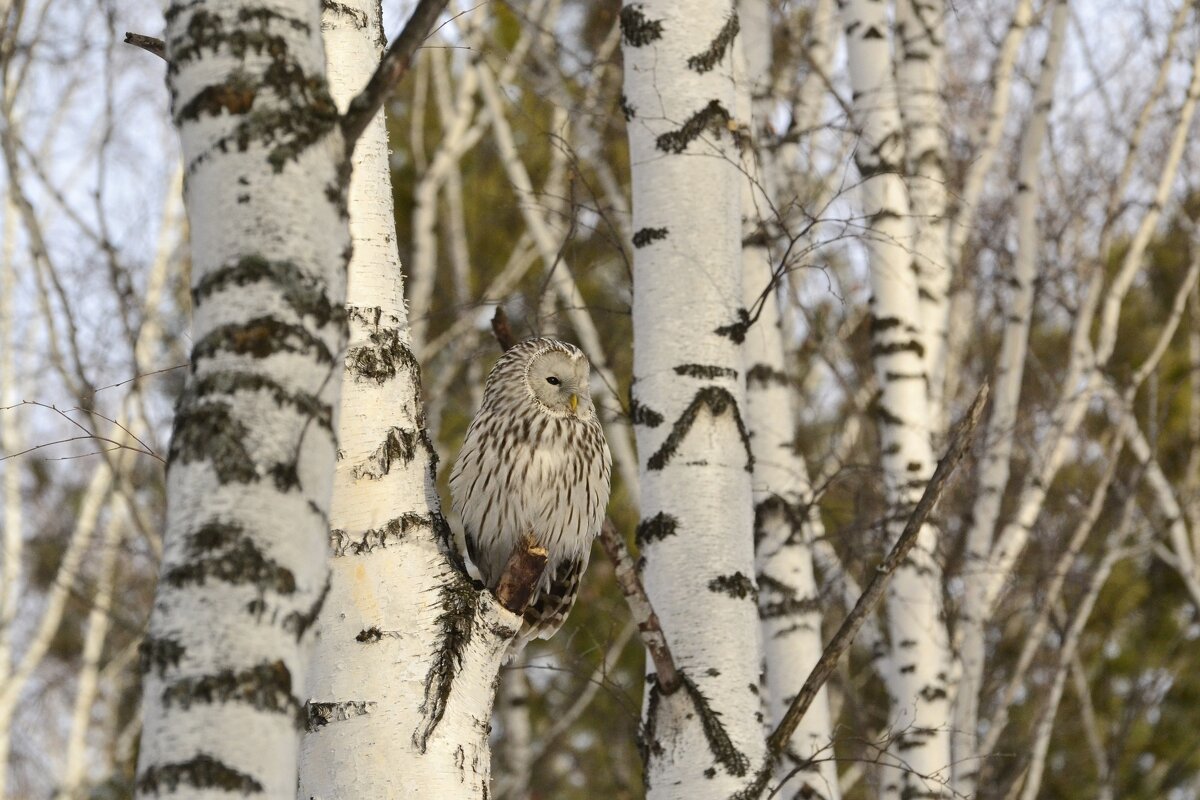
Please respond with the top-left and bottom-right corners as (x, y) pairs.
(341, 0), (452, 153)
(763, 381), (990, 765)
(123, 32), (165, 60)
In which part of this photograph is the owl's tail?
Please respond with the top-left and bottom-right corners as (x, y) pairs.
(512, 556), (584, 649)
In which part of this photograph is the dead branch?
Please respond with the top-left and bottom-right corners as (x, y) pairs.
(761, 381), (989, 774)
(495, 535), (549, 615)
(597, 519), (681, 694)
(123, 32), (165, 60)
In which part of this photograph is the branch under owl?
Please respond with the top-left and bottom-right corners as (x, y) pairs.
(495, 535), (549, 615)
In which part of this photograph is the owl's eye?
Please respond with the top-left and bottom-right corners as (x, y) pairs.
(546, 376), (561, 386)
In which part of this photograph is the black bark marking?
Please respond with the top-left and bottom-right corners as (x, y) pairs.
(708, 572), (758, 601)
(619, 93), (636, 121)
(632, 226), (668, 248)
(680, 672), (750, 777)
(862, 25), (884, 39)
(870, 339), (926, 358)
(635, 511), (679, 548)
(136, 754), (264, 795)
(715, 307), (751, 343)
(282, 574), (329, 641)
(646, 386), (754, 472)
(306, 699), (376, 731)
(356, 626), (404, 643)
(619, 4), (664, 46)
(329, 513), (436, 556)
(191, 370), (334, 432)
(414, 574), (483, 751)
(169, 400), (256, 484)
(757, 575), (821, 622)
(630, 397), (664, 427)
(346, 326), (420, 384)
(351, 426), (421, 480)
(165, 520), (296, 595)
(139, 636), (186, 677)
(168, 8), (338, 173)
(321, 0), (369, 29)
(674, 363), (737, 380)
(638, 675), (666, 780)
(160, 660), (304, 727)
(746, 363), (789, 388)
(656, 100), (731, 154)
(753, 494), (804, 547)
(193, 256), (344, 328)
(192, 317), (335, 364)
(686, 12), (739, 73)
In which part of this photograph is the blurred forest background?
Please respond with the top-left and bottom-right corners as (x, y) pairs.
(3, 0), (1200, 798)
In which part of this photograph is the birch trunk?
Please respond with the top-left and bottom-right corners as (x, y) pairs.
(954, 3), (1068, 793)
(622, 2), (765, 794)
(840, 1), (951, 795)
(298, 4), (527, 797)
(134, 1), (350, 795)
(895, 0), (950, 436)
(737, 2), (838, 796)
(0, 190), (20, 800)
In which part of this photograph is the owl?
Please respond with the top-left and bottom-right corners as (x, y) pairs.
(450, 337), (612, 645)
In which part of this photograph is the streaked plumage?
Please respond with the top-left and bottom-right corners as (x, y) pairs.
(450, 337), (612, 644)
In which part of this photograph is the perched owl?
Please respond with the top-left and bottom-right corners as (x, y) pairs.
(450, 337), (612, 645)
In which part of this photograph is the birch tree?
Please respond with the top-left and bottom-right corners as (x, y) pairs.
(133, 0), (351, 794)
(736, 1), (838, 796)
(839, 0), (952, 794)
(295, 1), (544, 795)
(622, 0), (766, 794)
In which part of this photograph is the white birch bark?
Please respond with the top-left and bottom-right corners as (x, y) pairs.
(840, 1), (951, 795)
(622, 2), (765, 794)
(736, 3), (838, 796)
(953, 2), (1068, 792)
(134, 0), (350, 795)
(0, 188), (21, 800)
(494, 662), (532, 800)
(298, 4), (527, 797)
(57, 504), (125, 800)
(895, 0), (950, 436)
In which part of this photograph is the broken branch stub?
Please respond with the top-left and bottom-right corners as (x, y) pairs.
(495, 535), (549, 615)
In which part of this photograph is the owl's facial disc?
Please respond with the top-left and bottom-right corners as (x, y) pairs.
(528, 350), (590, 415)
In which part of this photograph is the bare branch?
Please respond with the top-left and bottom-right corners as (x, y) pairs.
(492, 306), (518, 351)
(123, 32), (165, 60)
(763, 381), (989, 766)
(495, 535), (549, 615)
(597, 518), (681, 695)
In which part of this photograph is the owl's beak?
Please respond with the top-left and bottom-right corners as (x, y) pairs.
(569, 393), (579, 413)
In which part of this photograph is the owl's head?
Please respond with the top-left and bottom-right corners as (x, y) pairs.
(525, 345), (593, 418)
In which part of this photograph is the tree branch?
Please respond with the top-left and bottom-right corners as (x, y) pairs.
(764, 381), (989, 763)
(495, 534), (549, 615)
(491, 306), (518, 350)
(597, 519), (681, 694)
(341, 0), (451, 155)
(123, 32), (165, 61)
